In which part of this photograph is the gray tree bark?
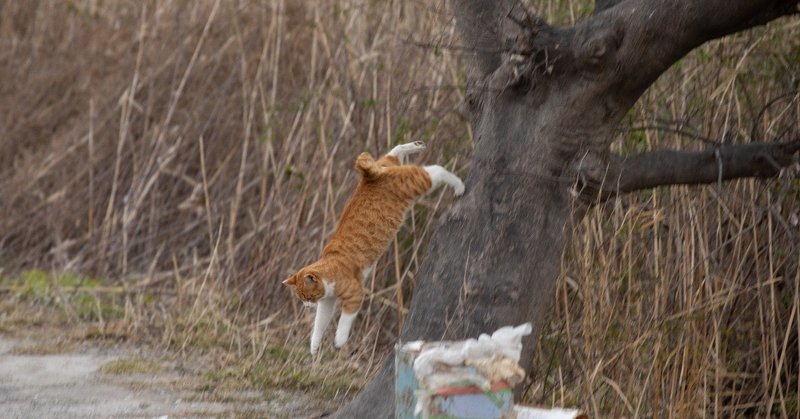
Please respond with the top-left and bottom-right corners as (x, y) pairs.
(334, 1), (800, 417)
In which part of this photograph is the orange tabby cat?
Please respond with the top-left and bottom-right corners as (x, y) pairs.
(282, 141), (464, 355)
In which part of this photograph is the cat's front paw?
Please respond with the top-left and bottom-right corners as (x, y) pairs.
(310, 341), (320, 356)
(334, 333), (349, 348)
(454, 179), (465, 196)
(412, 140), (426, 149)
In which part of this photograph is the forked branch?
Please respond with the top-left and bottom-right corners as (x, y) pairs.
(598, 0), (799, 109)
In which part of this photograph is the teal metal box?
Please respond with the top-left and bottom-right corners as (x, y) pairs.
(395, 343), (421, 419)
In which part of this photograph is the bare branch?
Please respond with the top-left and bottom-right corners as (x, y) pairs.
(579, 140), (800, 201)
(586, 0), (799, 110)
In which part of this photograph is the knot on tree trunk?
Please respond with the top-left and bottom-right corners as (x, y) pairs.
(458, 83), (487, 124)
(492, 36), (563, 92)
(575, 23), (624, 73)
(569, 151), (618, 204)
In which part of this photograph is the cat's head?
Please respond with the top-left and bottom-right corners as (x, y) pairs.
(282, 268), (325, 307)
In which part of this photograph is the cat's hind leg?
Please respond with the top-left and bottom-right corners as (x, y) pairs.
(310, 298), (335, 355)
(334, 289), (363, 348)
(425, 165), (465, 196)
(386, 141), (426, 163)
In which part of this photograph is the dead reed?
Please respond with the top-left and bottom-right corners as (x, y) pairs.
(0, 0), (797, 416)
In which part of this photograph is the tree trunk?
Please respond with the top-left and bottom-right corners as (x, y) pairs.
(335, 78), (574, 419)
(334, 1), (800, 417)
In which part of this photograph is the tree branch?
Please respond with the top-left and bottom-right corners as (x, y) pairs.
(594, 0), (627, 14)
(579, 140), (800, 201)
(588, 0), (799, 110)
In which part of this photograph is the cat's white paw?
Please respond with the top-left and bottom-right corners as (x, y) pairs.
(388, 141), (426, 158)
(334, 311), (357, 348)
(334, 334), (348, 348)
(454, 179), (465, 196)
(310, 342), (320, 356)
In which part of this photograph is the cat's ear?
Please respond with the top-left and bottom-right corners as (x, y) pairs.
(304, 274), (317, 284)
(282, 276), (296, 286)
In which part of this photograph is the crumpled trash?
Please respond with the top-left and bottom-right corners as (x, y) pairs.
(408, 323), (532, 416)
(514, 406), (588, 419)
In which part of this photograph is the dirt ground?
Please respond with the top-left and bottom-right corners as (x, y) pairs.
(0, 333), (327, 419)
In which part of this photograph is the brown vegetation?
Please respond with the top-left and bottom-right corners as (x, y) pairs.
(0, 0), (798, 416)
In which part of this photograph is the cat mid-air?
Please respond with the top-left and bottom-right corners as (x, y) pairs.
(282, 141), (464, 355)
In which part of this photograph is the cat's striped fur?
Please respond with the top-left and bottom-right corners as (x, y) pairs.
(282, 141), (464, 355)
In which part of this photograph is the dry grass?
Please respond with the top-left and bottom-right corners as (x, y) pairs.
(0, 0), (798, 416)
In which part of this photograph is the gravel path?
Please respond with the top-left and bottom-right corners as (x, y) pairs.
(0, 335), (317, 419)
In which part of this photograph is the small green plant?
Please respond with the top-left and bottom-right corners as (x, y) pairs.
(20, 269), (50, 300)
(100, 357), (164, 375)
(8, 270), (124, 322)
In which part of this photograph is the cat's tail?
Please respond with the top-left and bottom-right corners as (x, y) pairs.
(355, 152), (384, 180)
